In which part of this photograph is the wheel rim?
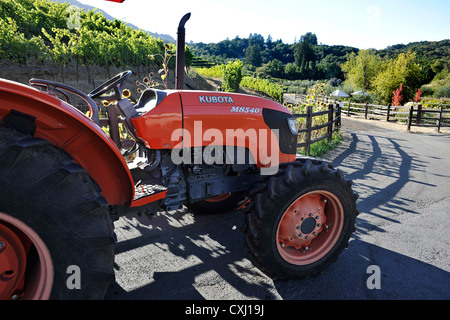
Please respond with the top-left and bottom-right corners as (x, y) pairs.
(0, 212), (53, 300)
(276, 191), (344, 265)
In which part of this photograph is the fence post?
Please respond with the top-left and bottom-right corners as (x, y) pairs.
(347, 101), (351, 117)
(436, 106), (443, 133)
(407, 105), (414, 132)
(386, 104), (391, 121)
(416, 104), (422, 124)
(327, 104), (333, 142)
(305, 105), (312, 156)
(364, 102), (369, 119)
(336, 102), (342, 128)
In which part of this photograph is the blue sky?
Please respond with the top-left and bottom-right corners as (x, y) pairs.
(78, 0), (450, 49)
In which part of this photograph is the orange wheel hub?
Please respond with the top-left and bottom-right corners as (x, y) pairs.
(276, 191), (344, 265)
(0, 212), (53, 300)
(0, 223), (27, 299)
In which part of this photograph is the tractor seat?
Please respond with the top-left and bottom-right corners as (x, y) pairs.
(134, 88), (167, 115)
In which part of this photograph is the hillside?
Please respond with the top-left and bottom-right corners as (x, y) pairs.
(190, 34), (450, 83)
(49, 0), (175, 42)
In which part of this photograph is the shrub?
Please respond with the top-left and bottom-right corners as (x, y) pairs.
(433, 84), (450, 98)
(222, 60), (243, 92)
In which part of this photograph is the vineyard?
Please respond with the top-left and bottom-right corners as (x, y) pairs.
(194, 64), (284, 102)
(0, 0), (192, 88)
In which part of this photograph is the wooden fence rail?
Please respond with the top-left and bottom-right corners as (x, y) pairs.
(283, 94), (450, 133)
(340, 101), (450, 132)
(293, 103), (341, 155)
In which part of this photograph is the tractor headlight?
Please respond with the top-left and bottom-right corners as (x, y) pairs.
(287, 118), (298, 135)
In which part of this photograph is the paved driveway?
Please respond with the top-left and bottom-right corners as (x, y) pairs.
(105, 117), (450, 300)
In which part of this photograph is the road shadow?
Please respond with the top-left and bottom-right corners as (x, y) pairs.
(105, 209), (279, 300)
(105, 211), (450, 300)
(273, 238), (450, 299)
(325, 130), (441, 237)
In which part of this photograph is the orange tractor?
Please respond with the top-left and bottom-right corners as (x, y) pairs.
(0, 13), (358, 299)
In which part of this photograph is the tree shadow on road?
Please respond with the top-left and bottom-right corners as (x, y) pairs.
(325, 131), (439, 237)
(105, 209), (279, 300)
(273, 238), (450, 299)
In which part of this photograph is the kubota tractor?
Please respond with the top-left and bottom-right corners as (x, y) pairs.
(0, 14), (358, 300)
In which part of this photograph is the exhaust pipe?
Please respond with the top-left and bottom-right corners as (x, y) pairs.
(175, 13), (191, 90)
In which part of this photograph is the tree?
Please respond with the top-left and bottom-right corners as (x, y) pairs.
(300, 32), (318, 45)
(341, 49), (382, 91)
(294, 32), (318, 79)
(245, 44), (262, 67)
(284, 62), (300, 80)
(264, 59), (284, 78)
(373, 51), (425, 103)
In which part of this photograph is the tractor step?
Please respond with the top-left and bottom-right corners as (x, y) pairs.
(133, 179), (167, 201)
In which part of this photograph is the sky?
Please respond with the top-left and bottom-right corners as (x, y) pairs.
(77, 0), (450, 50)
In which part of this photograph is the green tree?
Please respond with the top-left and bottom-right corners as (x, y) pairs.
(341, 49), (382, 91)
(294, 32), (318, 79)
(245, 44), (262, 67)
(264, 59), (284, 78)
(284, 62), (300, 80)
(373, 51), (425, 104)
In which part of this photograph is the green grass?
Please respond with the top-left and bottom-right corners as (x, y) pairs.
(299, 130), (343, 158)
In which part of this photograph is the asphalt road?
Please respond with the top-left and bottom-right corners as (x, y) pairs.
(104, 117), (450, 300)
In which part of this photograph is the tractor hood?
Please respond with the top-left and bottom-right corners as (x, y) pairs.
(130, 89), (297, 165)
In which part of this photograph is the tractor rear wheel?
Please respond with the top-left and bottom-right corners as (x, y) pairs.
(244, 159), (358, 279)
(0, 127), (115, 299)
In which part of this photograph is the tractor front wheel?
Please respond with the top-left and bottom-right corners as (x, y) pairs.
(244, 159), (358, 279)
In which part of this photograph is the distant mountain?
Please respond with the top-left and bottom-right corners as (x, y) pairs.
(49, 0), (175, 42)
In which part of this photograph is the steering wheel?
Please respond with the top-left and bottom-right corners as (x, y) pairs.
(88, 70), (132, 100)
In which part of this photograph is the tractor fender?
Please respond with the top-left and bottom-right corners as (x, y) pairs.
(0, 78), (134, 206)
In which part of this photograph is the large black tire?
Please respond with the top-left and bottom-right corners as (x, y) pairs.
(0, 127), (115, 299)
(244, 158), (359, 280)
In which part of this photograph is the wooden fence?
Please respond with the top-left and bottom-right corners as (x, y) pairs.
(341, 101), (450, 132)
(292, 103), (341, 155)
(284, 94), (450, 133)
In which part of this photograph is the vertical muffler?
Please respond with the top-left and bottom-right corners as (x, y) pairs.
(175, 13), (191, 90)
